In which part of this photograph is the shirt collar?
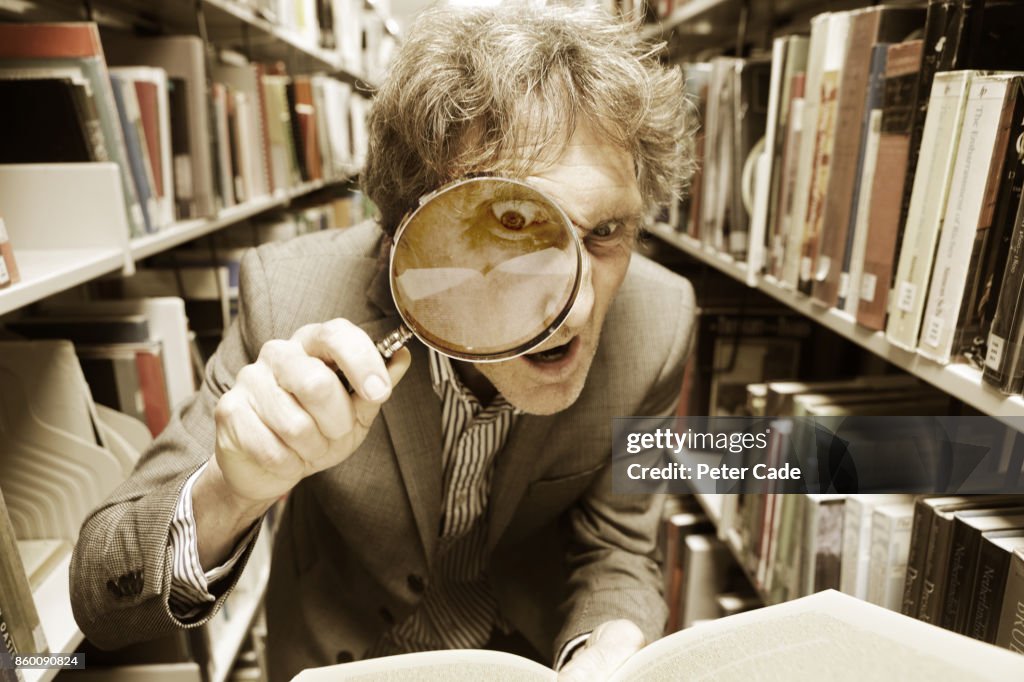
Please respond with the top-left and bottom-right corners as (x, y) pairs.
(427, 348), (522, 415)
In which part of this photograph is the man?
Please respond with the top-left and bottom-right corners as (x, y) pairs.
(70, 5), (696, 681)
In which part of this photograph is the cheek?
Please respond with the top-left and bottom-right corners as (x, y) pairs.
(589, 252), (631, 319)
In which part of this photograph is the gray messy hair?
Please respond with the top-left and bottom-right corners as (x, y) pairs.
(361, 3), (695, 236)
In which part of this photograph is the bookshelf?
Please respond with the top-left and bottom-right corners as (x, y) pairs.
(0, 1), (389, 680)
(649, 223), (1024, 422)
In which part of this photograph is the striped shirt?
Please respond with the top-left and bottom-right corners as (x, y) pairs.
(168, 349), (521, 649)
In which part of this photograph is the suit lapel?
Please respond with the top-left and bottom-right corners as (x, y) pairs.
(486, 413), (556, 551)
(366, 315), (444, 568)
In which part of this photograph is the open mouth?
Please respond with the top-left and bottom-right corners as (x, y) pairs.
(525, 337), (576, 364)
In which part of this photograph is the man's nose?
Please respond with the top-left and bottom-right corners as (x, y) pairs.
(563, 256), (594, 330)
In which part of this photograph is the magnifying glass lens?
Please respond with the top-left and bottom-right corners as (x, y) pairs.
(390, 178), (581, 361)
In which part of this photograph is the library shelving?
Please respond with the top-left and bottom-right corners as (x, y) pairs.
(649, 223), (1024, 422)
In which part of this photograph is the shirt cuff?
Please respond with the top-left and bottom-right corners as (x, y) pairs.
(167, 462), (261, 619)
(555, 633), (591, 670)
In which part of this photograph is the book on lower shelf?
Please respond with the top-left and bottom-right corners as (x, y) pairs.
(291, 590), (1024, 681)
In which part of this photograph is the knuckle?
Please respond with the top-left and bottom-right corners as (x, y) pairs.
(215, 389), (243, 423)
(278, 412), (314, 443)
(295, 367), (335, 401)
(259, 338), (291, 362)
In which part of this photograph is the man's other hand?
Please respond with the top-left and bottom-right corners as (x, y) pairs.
(557, 619), (645, 682)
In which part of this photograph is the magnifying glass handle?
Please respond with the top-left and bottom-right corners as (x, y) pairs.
(335, 325), (415, 393)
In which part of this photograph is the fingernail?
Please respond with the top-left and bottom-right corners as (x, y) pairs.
(363, 375), (389, 401)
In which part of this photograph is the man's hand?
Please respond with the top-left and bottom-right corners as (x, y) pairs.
(557, 620), (645, 682)
(193, 319), (411, 568)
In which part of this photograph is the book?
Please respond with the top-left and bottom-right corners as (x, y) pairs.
(109, 72), (157, 233)
(941, 510), (1024, 633)
(965, 532), (1024, 643)
(888, 71), (978, 351)
(291, 590), (1024, 681)
(103, 34), (217, 218)
(0, 69), (106, 163)
(0, 218), (20, 290)
(855, 40), (924, 331)
(841, 494), (914, 600)
(919, 75), (1024, 363)
(800, 494), (846, 596)
(760, 36), (809, 282)
(995, 546), (1024, 652)
(110, 67), (174, 227)
(660, 511), (713, 633)
(679, 533), (732, 629)
(984, 188), (1024, 393)
(952, 76), (1024, 367)
(0, 22), (147, 237)
(796, 11), (850, 296)
(867, 501), (916, 611)
(837, 43), (889, 314)
(781, 12), (831, 290)
(812, 7), (924, 307)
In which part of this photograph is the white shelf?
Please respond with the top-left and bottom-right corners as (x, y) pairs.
(651, 225), (1024, 421)
(0, 249), (127, 317)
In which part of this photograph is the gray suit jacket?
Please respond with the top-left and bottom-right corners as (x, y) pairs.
(70, 221), (696, 681)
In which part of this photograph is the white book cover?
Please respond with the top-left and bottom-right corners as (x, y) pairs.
(919, 76), (1013, 364)
(841, 494), (913, 599)
(780, 12), (831, 289)
(887, 71), (976, 351)
(867, 502), (916, 611)
(680, 533), (731, 628)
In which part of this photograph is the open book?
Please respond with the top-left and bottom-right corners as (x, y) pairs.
(291, 590), (1024, 681)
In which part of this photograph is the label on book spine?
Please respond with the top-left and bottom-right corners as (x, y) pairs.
(896, 281), (917, 313)
(860, 273), (877, 302)
(839, 273), (850, 299)
(800, 257), (812, 282)
(924, 316), (943, 348)
(986, 333), (1006, 369)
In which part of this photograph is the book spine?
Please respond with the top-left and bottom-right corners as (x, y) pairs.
(919, 514), (956, 624)
(919, 76), (1013, 363)
(67, 78), (109, 163)
(941, 520), (981, 631)
(882, 511), (915, 611)
(968, 538), (1014, 643)
(797, 15), (848, 295)
(855, 40), (924, 331)
(780, 13), (830, 290)
(110, 74), (155, 234)
(772, 73), (806, 281)
(813, 10), (882, 307)
(893, 0), (958, 268)
(887, 71), (974, 351)
(995, 549), (1024, 652)
(952, 80), (1024, 366)
(0, 602), (25, 682)
(902, 499), (932, 616)
(838, 43), (889, 312)
(868, 509), (893, 606)
(984, 189), (1024, 393)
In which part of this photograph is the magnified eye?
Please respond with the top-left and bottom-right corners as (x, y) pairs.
(491, 200), (545, 230)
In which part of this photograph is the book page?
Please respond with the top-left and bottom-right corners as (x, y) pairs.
(291, 649), (555, 682)
(613, 590), (1024, 682)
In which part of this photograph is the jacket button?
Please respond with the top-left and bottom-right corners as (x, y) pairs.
(407, 574), (425, 594)
(379, 607), (394, 625)
(336, 650), (353, 664)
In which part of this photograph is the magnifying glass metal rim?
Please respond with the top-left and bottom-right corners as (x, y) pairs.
(387, 175), (587, 363)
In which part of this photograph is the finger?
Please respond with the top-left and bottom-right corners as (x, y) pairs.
(294, 320), (392, 403)
(351, 346), (413, 429)
(236, 362), (329, 460)
(215, 388), (304, 481)
(557, 621), (644, 682)
(259, 339), (353, 441)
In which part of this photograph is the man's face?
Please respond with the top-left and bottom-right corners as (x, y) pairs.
(457, 122), (643, 415)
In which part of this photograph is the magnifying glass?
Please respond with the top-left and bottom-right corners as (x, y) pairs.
(367, 176), (587, 365)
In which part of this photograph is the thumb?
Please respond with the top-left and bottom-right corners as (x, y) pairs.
(558, 620), (645, 682)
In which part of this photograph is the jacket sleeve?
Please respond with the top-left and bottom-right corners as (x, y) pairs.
(70, 248), (273, 649)
(553, 277), (696, 654)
